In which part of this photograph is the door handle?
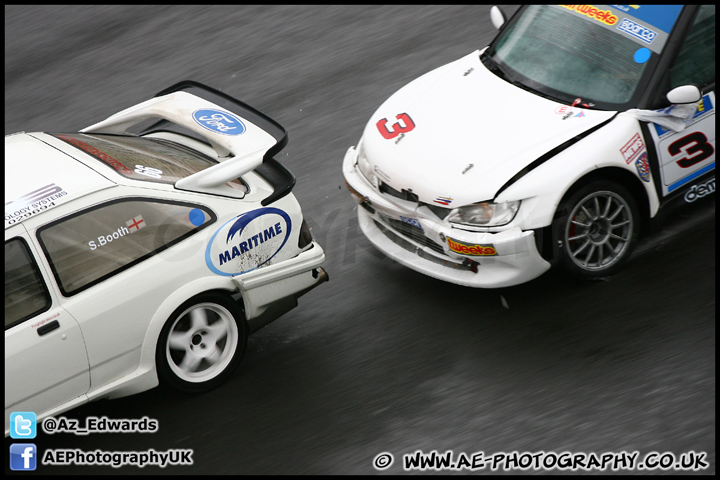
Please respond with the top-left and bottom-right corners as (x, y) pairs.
(37, 320), (60, 336)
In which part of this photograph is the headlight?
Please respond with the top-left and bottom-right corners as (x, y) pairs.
(356, 139), (374, 182)
(447, 200), (520, 227)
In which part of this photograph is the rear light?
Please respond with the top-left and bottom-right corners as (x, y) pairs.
(298, 219), (313, 249)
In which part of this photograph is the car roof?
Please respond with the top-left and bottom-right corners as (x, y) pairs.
(5, 133), (117, 229)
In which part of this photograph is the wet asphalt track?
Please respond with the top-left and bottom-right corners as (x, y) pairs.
(5, 5), (715, 475)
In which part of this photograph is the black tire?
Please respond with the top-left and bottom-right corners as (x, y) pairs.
(156, 292), (248, 393)
(553, 181), (639, 279)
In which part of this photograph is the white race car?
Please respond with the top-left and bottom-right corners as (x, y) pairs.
(5, 81), (327, 436)
(343, 5), (715, 288)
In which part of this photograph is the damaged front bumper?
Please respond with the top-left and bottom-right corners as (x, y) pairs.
(343, 146), (550, 288)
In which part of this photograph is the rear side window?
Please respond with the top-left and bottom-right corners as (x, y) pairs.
(37, 199), (216, 296)
(5, 238), (51, 328)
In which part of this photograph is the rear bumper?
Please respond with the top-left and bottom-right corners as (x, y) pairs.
(231, 242), (327, 328)
(343, 146), (550, 288)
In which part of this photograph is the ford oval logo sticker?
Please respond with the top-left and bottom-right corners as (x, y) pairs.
(205, 207), (292, 276)
(192, 109), (246, 136)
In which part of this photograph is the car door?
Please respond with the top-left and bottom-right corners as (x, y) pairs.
(4, 225), (90, 435)
(648, 5), (715, 198)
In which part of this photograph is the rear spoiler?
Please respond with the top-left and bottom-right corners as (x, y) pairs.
(81, 81), (290, 194)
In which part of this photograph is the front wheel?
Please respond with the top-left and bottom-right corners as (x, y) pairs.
(156, 293), (248, 393)
(553, 181), (639, 279)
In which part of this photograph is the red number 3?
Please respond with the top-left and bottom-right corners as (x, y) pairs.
(669, 131), (714, 168)
(377, 113), (415, 139)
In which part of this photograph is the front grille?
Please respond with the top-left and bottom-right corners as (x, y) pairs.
(379, 182), (419, 202)
(373, 220), (472, 271)
(379, 214), (444, 255)
(378, 182), (451, 220)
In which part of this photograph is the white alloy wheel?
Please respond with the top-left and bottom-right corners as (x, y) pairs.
(157, 293), (247, 392)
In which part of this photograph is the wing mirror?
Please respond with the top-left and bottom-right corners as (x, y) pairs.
(666, 85), (702, 105)
(490, 6), (505, 30)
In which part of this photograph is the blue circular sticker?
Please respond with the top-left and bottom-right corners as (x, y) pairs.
(192, 109), (246, 136)
(633, 48), (651, 64)
(188, 208), (205, 226)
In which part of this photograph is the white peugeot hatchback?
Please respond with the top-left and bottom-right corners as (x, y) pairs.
(343, 5), (714, 288)
(5, 81), (327, 435)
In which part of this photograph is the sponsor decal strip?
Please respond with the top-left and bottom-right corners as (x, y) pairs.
(5, 184), (63, 208)
(684, 177), (715, 203)
(5, 184), (68, 225)
(668, 163), (715, 193)
(617, 18), (657, 44)
(560, 5), (618, 26)
(447, 237), (498, 256)
(620, 133), (645, 164)
(56, 134), (133, 174)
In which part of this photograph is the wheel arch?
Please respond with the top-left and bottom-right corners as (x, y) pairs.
(135, 278), (243, 381)
(555, 167), (651, 223)
(546, 169), (644, 276)
(534, 166), (651, 265)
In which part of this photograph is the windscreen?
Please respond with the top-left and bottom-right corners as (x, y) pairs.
(488, 5), (684, 107)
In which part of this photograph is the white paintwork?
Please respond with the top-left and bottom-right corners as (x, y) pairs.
(5, 89), (326, 436)
(343, 11), (715, 288)
(497, 114), (663, 226)
(361, 50), (616, 207)
(5, 135), (117, 229)
(4, 226), (90, 425)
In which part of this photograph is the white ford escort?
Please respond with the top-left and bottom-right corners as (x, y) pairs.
(343, 5), (714, 288)
(5, 81), (327, 435)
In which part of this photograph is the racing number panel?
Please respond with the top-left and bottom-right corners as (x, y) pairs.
(640, 91), (716, 207)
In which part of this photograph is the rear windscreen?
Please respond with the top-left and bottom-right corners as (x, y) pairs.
(53, 133), (247, 192)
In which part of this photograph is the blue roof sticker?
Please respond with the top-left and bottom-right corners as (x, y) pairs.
(633, 47), (651, 64)
(611, 5), (683, 33)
